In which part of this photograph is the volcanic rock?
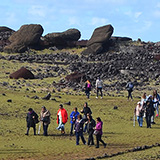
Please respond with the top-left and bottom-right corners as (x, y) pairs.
(10, 67), (35, 79)
(4, 24), (43, 53)
(43, 28), (81, 48)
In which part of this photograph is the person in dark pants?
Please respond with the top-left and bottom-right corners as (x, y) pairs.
(25, 108), (38, 135)
(81, 102), (92, 132)
(95, 117), (106, 148)
(86, 115), (96, 146)
(145, 96), (158, 128)
(70, 107), (79, 136)
(40, 106), (51, 136)
(75, 115), (86, 145)
(126, 80), (134, 100)
(85, 80), (91, 99)
(96, 77), (103, 99)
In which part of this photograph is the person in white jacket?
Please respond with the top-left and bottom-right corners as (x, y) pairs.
(96, 77), (103, 99)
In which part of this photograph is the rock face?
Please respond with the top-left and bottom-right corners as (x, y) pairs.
(82, 24), (114, 54)
(10, 67), (35, 79)
(43, 28), (81, 48)
(0, 26), (15, 52)
(4, 24), (43, 53)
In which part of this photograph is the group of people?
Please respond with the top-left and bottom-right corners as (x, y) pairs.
(85, 77), (103, 99)
(25, 102), (106, 148)
(135, 90), (160, 128)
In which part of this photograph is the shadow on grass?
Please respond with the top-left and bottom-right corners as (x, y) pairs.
(0, 149), (37, 154)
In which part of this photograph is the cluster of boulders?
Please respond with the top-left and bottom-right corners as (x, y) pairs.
(0, 24), (115, 53)
(0, 38), (160, 92)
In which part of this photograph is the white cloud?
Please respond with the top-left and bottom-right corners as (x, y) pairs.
(156, 2), (160, 8)
(91, 17), (108, 26)
(28, 5), (46, 18)
(6, 12), (18, 24)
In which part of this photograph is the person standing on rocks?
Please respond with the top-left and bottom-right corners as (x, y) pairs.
(25, 108), (38, 136)
(126, 80), (134, 101)
(96, 77), (103, 99)
(56, 104), (68, 134)
(85, 80), (91, 99)
(40, 106), (51, 136)
(70, 107), (80, 136)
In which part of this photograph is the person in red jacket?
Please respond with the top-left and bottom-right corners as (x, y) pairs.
(56, 104), (68, 134)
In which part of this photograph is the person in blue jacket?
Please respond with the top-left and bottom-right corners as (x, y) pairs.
(70, 107), (79, 136)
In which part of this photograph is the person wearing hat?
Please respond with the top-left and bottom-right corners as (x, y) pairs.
(40, 106), (51, 136)
(135, 102), (144, 127)
(25, 108), (38, 135)
(57, 104), (68, 134)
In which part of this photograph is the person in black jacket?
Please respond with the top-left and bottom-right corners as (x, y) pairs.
(81, 102), (92, 132)
(86, 115), (96, 146)
(144, 96), (158, 128)
(25, 108), (38, 135)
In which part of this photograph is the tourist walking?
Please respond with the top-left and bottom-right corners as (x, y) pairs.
(135, 102), (143, 127)
(25, 108), (38, 135)
(81, 102), (92, 132)
(57, 104), (68, 134)
(85, 80), (91, 99)
(86, 115), (96, 146)
(70, 107), (80, 136)
(94, 117), (106, 148)
(75, 115), (86, 145)
(126, 80), (134, 100)
(153, 90), (160, 117)
(96, 77), (103, 99)
(40, 106), (51, 136)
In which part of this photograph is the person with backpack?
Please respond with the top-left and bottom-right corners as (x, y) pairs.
(85, 80), (91, 99)
(40, 106), (51, 136)
(75, 114), (86, 145)
(135, 102), (144, 127)
(126, 80), (134, 100)
(70, 107), (80, 136)
(25, 108), (38, 135)
(86, 115), (96, 146)
(95, 77), (103, 99)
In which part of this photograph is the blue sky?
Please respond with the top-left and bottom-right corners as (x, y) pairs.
(1, 0), (160, 42)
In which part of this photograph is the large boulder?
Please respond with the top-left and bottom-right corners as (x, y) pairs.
(4, 24), (43, 53)
(82, 24), (114, 54)
(10, 67), (35, 79)
(43, 28), (81, 47)
(0, 26), (15, 52)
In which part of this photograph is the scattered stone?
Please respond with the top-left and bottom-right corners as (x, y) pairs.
(7, 99), (12, 103)
(113, 106), (118, 110)
(42, 92), (51, 100)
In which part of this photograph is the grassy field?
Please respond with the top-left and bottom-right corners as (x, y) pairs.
(0, 51), (160, 160)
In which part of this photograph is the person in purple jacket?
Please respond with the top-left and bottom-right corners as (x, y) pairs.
(95, 117), (107, 148)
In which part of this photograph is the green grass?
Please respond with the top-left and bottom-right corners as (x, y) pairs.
(0, 50), (160, 160)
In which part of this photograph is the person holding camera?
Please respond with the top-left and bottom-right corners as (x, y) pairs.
(70, 107), (79, 136)
(40, 106), (51, 136)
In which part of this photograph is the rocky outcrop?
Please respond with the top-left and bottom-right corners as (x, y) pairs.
(0, 26), (15, 52)
(43, 28), (81, 48)
(4, 24), (43, 53)
(10, 67), (35, 79)
(82, 24), (114, 54)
